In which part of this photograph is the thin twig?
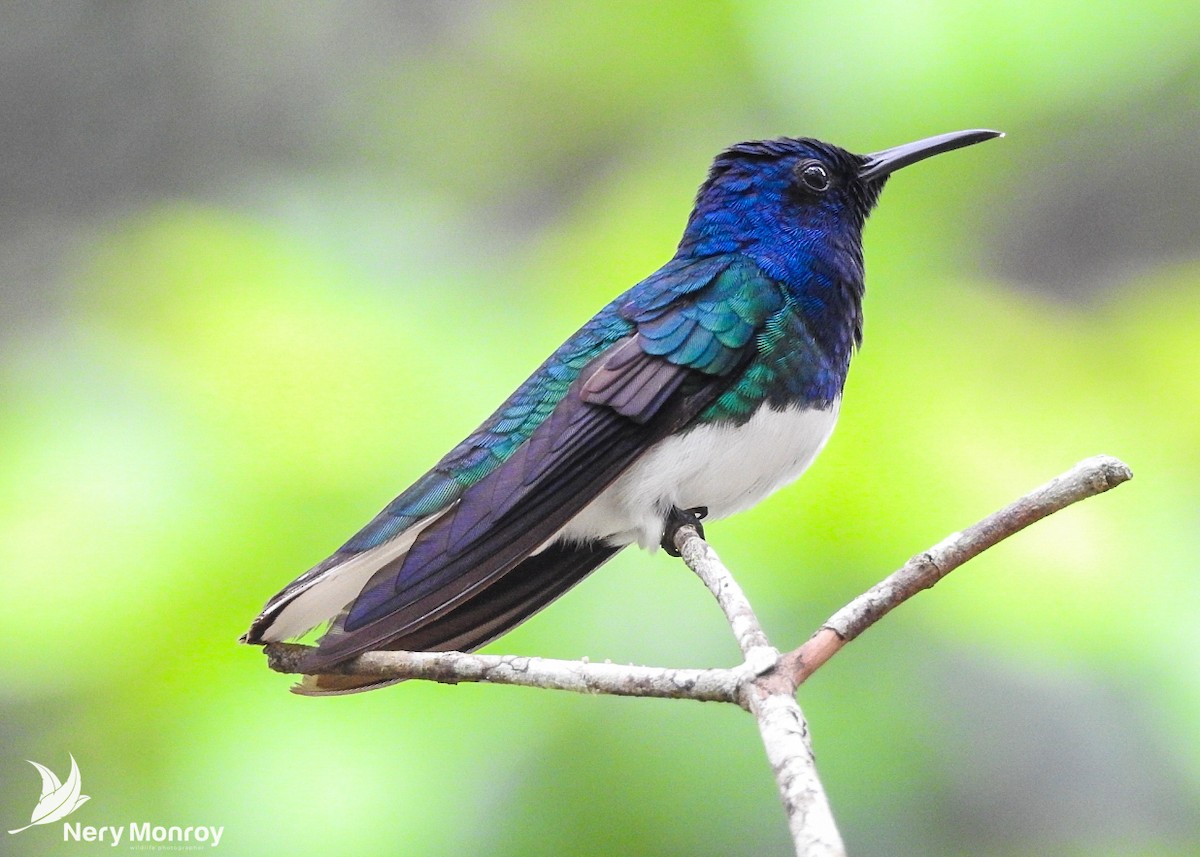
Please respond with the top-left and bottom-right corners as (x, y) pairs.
(674, 525), (845, 857)
(780, 454), (1133, 685)
(674, 529), (778, 670)
(264, 642), (745, 704)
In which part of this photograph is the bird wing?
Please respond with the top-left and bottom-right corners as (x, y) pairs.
(241, 278), (654, 645)
(257, 255), (784, 668)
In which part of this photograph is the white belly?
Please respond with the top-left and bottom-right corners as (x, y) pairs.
(558, 402), (839, 550)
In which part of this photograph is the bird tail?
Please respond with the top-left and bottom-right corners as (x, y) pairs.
(293, 540), (622, 695)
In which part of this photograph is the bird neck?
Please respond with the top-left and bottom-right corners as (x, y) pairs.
(754, 237), (866, 374)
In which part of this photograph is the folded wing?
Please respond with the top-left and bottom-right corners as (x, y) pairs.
(244, 255), (786, 692)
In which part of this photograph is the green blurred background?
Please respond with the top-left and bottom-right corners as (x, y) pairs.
(2, 2), (1198, 855)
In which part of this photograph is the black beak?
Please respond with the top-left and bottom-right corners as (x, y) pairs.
(858, 129), (1003, 181)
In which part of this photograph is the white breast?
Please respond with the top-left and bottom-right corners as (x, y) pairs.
(558, 402), (839, 550)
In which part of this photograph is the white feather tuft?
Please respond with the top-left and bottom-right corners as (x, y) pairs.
(560, 403), (839, 549)
(256, 511), (446, 642)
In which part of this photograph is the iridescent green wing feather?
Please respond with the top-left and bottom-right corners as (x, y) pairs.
(292, 256), (791, 664)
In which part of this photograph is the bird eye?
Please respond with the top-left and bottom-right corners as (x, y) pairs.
(796, 161), (830, 193)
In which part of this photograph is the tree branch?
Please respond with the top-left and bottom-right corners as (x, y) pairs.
(780, 454), (1132, 685)
(259, 454), (1131, 857)
(264, 642), (746, 704)
(671, 524), (844, 855)
(674, 529), (777, 670)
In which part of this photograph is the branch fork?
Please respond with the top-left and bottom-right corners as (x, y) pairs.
(262, 454), (1131, 857)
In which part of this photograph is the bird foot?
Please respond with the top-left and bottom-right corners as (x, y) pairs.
(661, 506), (708, 557)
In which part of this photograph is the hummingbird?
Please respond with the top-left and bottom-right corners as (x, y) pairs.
(243, 129), (1001, 694)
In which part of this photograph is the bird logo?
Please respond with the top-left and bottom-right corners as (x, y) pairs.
(8, 754), (90, 834)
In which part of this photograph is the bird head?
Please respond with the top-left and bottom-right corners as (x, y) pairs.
(680, 129), (1002, 282)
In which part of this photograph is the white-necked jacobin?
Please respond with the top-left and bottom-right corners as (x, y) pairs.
(243, 129), (1002, 694)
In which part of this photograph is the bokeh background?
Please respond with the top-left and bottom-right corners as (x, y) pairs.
(3, 3), (1198, 855)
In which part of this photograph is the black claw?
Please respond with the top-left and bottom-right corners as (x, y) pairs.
(661, 506), (709, 556)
